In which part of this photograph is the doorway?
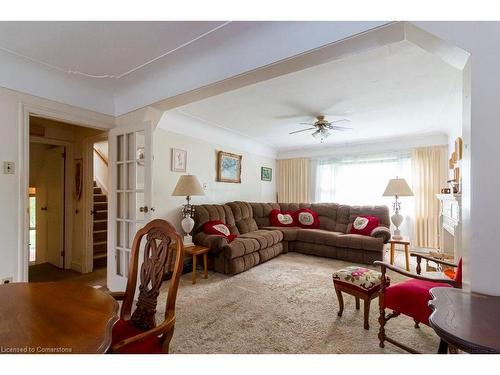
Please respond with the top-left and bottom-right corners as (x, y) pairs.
(27, 116), (107, 285)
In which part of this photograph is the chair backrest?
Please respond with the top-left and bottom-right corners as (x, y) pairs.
(119, 219), (184, 331)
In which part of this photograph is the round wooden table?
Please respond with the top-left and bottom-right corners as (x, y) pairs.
(0, 282), (119, 354)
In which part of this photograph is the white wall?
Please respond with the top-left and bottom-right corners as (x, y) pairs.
(414, 21), (499, 295)
(152, 112), (277, 233)
(93, 141), (109, 195)
(278, 133), (448, 159)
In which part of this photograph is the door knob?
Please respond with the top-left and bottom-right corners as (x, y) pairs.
(139, 206), (149, 213)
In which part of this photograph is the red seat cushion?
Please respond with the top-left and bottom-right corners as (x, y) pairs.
(384, 279), (452, 325)
(111, 319), (163, 354)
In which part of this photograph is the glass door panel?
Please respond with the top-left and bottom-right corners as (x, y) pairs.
(108, 122), (152, 291)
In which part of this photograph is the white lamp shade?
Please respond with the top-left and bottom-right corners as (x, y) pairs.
(172, 175), (204, 196)
(383, 178), (414, 197)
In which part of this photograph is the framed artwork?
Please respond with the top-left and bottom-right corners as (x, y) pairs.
(74, 158), (83, 201)
(171, 148), (187, 172)
(217, 151), (242, 183)
(261, 167), (272, 181)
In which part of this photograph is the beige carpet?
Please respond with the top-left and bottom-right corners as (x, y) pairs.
(158, 252), (440, 354)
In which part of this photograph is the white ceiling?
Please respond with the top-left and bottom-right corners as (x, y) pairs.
(174, 40), (462, 152)
(0, 22), (225, 78)
(0, 21), (387, 115)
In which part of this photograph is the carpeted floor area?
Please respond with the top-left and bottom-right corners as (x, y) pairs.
(159, 252), (440, 354)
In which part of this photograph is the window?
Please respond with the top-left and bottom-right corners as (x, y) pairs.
(29, 187), (36, 263)
(313, 152), (414, 238)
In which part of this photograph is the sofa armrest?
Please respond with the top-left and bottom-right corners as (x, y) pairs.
(193, 232), (228, 255)
(370, 226), (391, 243)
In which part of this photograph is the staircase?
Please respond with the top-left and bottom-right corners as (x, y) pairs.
(93, 181), (108, 269)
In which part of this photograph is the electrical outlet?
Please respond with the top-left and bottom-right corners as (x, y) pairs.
(202, 183), (208, 191)
(1, 277), (13, 284)
(3, 161), (15, 174)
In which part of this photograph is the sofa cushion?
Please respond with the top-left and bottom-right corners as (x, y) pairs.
(203, 220), (238, 242)
(296, 228), (343, 246)
(250, 202), (281, 228)
(222, 237), (261, 259)
(227, 201), (259, 234)
(296, 208), (320, 228)
(335, 233), (383, 251)
(193, 204), (239, 236)
(269, 209), (297, 227)
(261, 226), (300, 241)
(240, 229), (283, 248)
(349, 215), (380, 236)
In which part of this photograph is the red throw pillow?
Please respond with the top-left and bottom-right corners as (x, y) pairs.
(296, 208), (320, 229)
(203, 220), (237, 242)
(349, 216), (380, 236)
(269, 209), (297, 227)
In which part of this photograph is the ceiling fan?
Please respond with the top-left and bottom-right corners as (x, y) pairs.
(289, 115), (351, 142)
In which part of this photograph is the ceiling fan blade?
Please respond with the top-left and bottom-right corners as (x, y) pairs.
(330, 119), (351, 125)
(289, 127), (316, 135)
(298, 122), (315, 125)
(329, 125), (352, 131)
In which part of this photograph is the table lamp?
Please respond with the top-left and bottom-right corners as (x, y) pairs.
(383, 177), (414, 240)
(172, 174), (205, 245)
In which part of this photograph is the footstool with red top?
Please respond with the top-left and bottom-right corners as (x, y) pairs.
(332, 266), (389, 330)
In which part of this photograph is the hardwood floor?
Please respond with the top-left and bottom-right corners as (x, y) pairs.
(29, 263), (106, 288)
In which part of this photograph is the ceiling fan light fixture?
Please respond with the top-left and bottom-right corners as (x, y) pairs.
(312, 129), (322, 139)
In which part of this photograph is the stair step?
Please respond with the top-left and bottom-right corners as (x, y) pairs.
(94, 194), (107, 203)
(93, 242), (107, 253)
(93, 181), (97, 187)
(94, 211), (108, 220)
(93, 253), (107, 260)
(93, 256), (107, 269)
(93, 221), (107, 231)
(94, 187), (102, 194)
(93, 231), (107, 242)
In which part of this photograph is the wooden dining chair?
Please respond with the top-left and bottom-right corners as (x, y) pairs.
(109, 219), (184, 354)
(374, 255), (462, 353)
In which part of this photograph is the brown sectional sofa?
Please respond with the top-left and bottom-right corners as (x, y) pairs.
(193, 201), (391, 275)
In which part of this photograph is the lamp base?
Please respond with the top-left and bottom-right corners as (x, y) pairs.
(183, 235), (194, 247)
(392, 229), (403, 240)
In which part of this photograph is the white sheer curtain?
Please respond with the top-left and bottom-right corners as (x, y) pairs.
(313, 152), (415, 241)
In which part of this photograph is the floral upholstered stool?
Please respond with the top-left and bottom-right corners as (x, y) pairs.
(332, 266), (389, 330)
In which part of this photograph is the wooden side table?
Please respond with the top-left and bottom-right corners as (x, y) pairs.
(388, 237), (410, 271)
(184, 245), (210, 284)
(429, 287), (500, 353)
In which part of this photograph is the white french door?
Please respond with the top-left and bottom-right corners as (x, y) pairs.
(107, 122), (153, 292)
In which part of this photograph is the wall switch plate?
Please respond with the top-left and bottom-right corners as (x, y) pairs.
(203, 183), (208, 191)
(3, 161), (15, 174)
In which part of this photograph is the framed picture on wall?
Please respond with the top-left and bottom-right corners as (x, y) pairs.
(217, 151), (242, 183)
(261, 167), (272, 181)
(171, 148), (187, 172)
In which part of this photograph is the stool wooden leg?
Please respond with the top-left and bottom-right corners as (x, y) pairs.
(203, 253), (208, 279)
(355, 296), (360, 310)
(192, 254), (197, 285)
(405, 244), (410, 271)
(390, 243), (395, 265)
(364, 298), (371, 330)
(335, 288), (344, 317)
